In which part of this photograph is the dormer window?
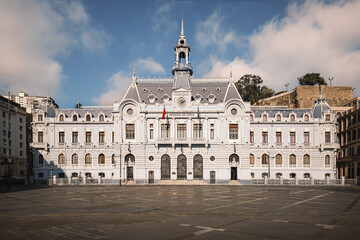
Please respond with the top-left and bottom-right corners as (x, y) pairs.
(325, 114), (330, 121)
(38, 115), (43, 121)
(250, 114), (254, 122)
(72, 115), (77, 121)
(262, 114), (268, 122)
(304, 114), (309, 122)
(290, 114), (295, 122)
(194, 94), (202, 103)
(99, 114), (104, 122)
(276, 114), (281, 121)
(147, 94), (157, 103)
(86, 114), (91, 121)
(207, 94), (216, 103)
(59, 115), (64, 122)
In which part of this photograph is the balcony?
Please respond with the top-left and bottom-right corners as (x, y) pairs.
(30, 142), (47, 150)
(156, 138), (208, 145)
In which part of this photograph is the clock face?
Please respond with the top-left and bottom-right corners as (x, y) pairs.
(177, 97), (186, 107)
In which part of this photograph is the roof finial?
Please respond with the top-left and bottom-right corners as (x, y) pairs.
(181, 17), (184, 36)
(230, 66), (233, 80)
(132, 67), (136, 81)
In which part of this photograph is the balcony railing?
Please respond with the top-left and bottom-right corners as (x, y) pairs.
(157, 138), (207, 144)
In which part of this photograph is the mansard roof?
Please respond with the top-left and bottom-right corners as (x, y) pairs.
(251, 108), (309, 118)
(55, 108), (113, 118)
(122, 77), (242, 104)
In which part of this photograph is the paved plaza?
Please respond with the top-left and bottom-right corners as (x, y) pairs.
(0, 185), (359, 239)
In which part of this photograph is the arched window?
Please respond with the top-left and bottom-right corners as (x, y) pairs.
(71, 172), (78, 178)
(262, 173), (268, 178)
(261, 154), (269, 164)
(276, 173), (282, 178)
(250, 114), (254, 122)
(85, 172), (92, 178)
(325, 155), (330, 166)
(98, 172), (105, 178)
(59, 115), (64, 121)
(251, 173), (254, 178)
(99, 114), (104, 121)
(303, 154), (310, 166)
(112, 154), (115, 164)
(304, 114), (309, 121)
(325, 173), (331, 179)
(276, 114), (281, 121)
(58, 154), (65, 165)
(85, 154), (92, 165)
(229, 154), (239, 163)
(125, 154), (135, 163)
(98, 154), (105, 165)
(72, 154), (78, 164)
(289, 154), (296, 166)
(72, 115), (77, 121)
(275, 154), (282, 165)
(304, 173), (311, 178)
(290, 173), (296, 178)
(39, 154), (44, 165)
(58, 173), (65, 178)
(86, 114), (91, 121)
(262, 114), (268, 122)
(250, 154), (255, 165)
(290, 114), (295, 122)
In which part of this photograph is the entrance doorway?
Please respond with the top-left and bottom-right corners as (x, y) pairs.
(210, 171), (216, 184)
(231, 167), (237, 180)
(177, 154), (187, 179)
(193, 154), (203, 179)
(148, 171), (154, 183)
(127, 167), (133, 180)
(161, 154), (171, 180)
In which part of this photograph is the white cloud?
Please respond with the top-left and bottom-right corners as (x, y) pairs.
(207, 0), (360, 95)
(133, 58), (166, 74)
(196, 9), (243, 52)
(151, 3), (177, 35)
(0, 0), (109, 97)
(93, 71), (131, 106)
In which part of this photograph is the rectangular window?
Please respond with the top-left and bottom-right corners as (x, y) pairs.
(19, 126), (23, 131)
(290, 132), (296, 144)
(229, 124), (238, 140)
(19, 117), (22, 123)
(86, 132), (91, 143)
(262, 132), (268, 144)
(38, 131), (43, 143)
(358, 128), (360, 139)
(149, 124), (154, 140)
(325, 131), (331, 143)
(99, 131), (105, 144)
(304, 132), (310, 144)
(112, 131), (114, 143)
(177, 124), (187, 139)
(72, 132), (78, 143)
(357, 146), (360, 155)
(276, 132), (282, 144)
(352, 130), (356, 141)
(2, 111), (5, 117)
(59, 132), (65, 143)
(193, 124), (203, 139)
(20, 151), (23, 157)
(126, 124), (135, 139)
(161, 123), (170, 138)
(250, 131), (254, 143)
(20, 142), (23, 148)
(38, 115), (43, 121)
(325, 114), (330, 121)
(19, 134), (22, 140)
(352, 114), (356, 124)
(210, 123), (215, 140)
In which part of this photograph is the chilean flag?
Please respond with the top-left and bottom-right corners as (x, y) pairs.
(162, 106), (166, 119)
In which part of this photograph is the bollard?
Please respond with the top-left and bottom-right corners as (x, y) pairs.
(53, 175), (56, 185)
(264, 176), (268, 185)
(98, 176), (102, 184)
(83, 176), (86, 185)
(295, 177), (299, 185)
(311, 177), (314, 186)
(341, 176), (345, 185)
(279, 176), (283, 185)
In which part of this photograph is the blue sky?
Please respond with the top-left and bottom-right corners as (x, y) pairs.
(0, 0), (359, 108)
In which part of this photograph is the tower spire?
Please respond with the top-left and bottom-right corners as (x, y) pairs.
(181, 18), (184, 36)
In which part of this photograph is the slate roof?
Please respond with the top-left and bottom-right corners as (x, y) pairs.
(54, 108), (113, 118)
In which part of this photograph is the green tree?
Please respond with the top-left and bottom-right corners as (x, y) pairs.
(235, 74), (275, 104)
(298, 73), (327, 86)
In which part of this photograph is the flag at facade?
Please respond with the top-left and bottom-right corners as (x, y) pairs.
(162, 106), (166, 119)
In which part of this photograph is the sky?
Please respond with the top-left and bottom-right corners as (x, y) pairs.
(0, 0), (359, 108)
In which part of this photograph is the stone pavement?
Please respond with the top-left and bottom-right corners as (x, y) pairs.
(0, 185), (359, 239)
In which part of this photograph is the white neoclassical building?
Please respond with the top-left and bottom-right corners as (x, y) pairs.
(30, 21), (337, 184)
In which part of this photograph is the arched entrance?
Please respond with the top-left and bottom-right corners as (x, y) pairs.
(161, 154), (171, 180)
(177, 154), (187, 179)
(229, 154), (239, 180)
(125, 154), (135, 180)
(193, 154), (203, 179)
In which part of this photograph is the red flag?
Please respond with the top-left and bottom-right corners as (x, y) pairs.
(162, 106), (166, 119)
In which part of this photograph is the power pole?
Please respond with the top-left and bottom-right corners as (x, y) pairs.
(285, 83), (290, 108)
